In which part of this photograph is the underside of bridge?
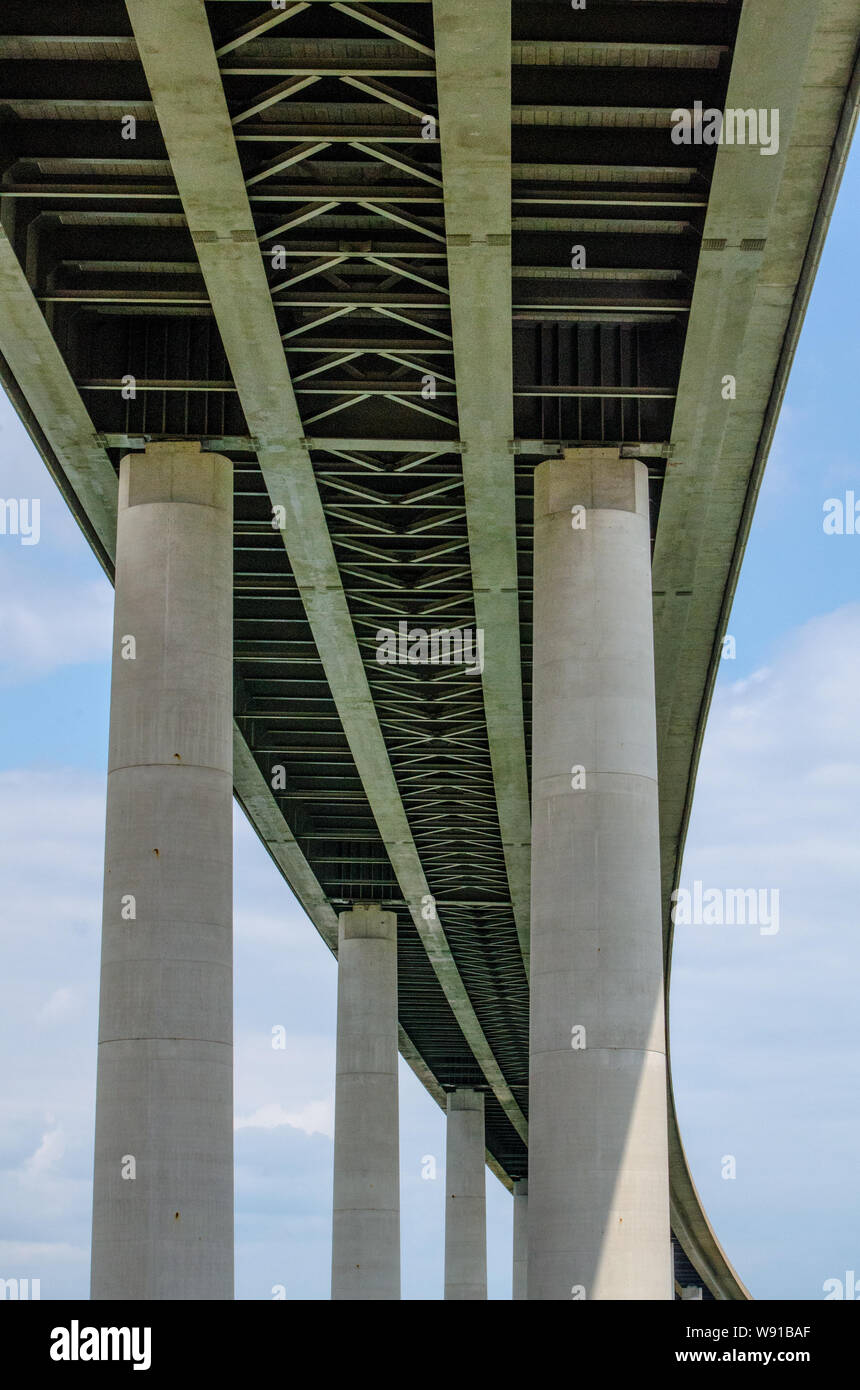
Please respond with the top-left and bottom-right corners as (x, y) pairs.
(1, 0), (858, 1298)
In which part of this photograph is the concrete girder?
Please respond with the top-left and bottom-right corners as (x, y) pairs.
(0, 222), (117, 563)
(432, 0), (532, 968)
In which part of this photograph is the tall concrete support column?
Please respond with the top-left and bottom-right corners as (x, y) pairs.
(91, 442), (234, 1300)
(331, 905), (400, 1300)
(528, 448), (671, 1301)
(444, 1089), (487, 1300)
(512, 1178), (528, 1300)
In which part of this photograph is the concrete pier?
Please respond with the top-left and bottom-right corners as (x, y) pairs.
(331, 904), (400, 1300)
(528, 449), (671, 1300)
(512, 1178), (528, 1300)
(444, 1089), (487, 1300)
(91, 441), (234, 1300)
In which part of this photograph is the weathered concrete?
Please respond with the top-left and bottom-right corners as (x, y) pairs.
(331, 904), (400, 1300)
(512, 1178), (528, 1300)
(444, 1089), (487, 1300)
(528, 449), (671, 1301)
(91, 441), (234, 1300)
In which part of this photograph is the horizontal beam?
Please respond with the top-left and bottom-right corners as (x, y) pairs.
(97, 434), (669, 456)
(220, 64), (433, 76)
(80, 379), (676, 400)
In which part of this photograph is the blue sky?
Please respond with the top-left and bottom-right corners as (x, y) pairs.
(2, 145), (860, 1302)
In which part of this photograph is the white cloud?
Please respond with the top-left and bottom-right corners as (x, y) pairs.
(235, 1099), (334, 1140)
(0, 1240), (84, 1264)
(728, 665), (771, 697)
(25, 1124), (66, 1175)
(0, 569), (111, 686)
(673, 601), (860, 1296)
(35, 988), (78, 1026)
(0, 770), (104, 946)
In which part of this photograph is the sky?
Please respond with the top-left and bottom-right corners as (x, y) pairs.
(2, 144), (860, 1303)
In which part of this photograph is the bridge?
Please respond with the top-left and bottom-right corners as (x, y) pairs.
(1, 0), (857, 1300)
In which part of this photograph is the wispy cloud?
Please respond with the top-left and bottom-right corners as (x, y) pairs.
(0, 568), (111, 686)
(674, 602), (860, 1297)
(235, 1100), (334, 1140)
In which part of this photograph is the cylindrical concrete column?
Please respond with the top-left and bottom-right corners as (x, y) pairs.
(512, 1178), (528, 1300)
(444, 1089), (487, 1300)
(528, 448), (671, 1301)
(91, 441), (234, 1300)
(331, 904), (400, 1300)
